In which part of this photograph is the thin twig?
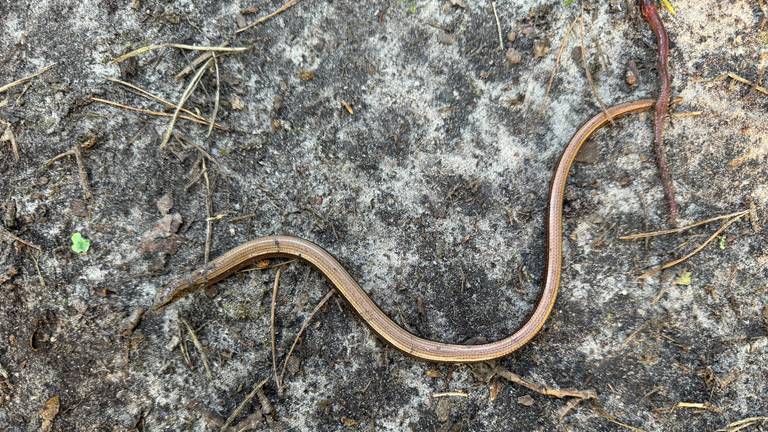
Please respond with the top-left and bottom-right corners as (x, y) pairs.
(545, 15), (580, 100)
(207, 53), (220, 137)
(270, 268), (283, 390)
(639, 212), (746, 279)
(70, 143), (93, 201)
(491, 2), (504, 51)
(112, 44), (248, 64)
(0, 227), (42, 251)
(716, 416), (768, 432)
(1, 125), (19, 162)
(236, 0), (303, 34)
(89, 97), (225, 129)
(160, 58), (212, 148)
(180, 317), (213, 379)
(432, 391), (469, 398)
(0, 63), (56, 93)
(31, 252), (46, 289)
(278, 289), (335, 384)
(578, 14), (612, 123)
(201, 158), (213, 265)
(619, 210), (749, 240)
(494, 366), (597, 399)
(105, 77), (215, 124)
(220, 378), (268, 431)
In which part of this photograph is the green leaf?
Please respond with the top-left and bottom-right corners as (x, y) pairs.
(719, 235), (726, 250)
(674, 270), (692, 286)
(564, 0), (576, 6)
(71, 232), (91, 254)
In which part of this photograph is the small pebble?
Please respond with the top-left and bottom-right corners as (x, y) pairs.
(626, 69), (638, 86)
(533, 40), (549, 59)
(506, 48), (523, 65)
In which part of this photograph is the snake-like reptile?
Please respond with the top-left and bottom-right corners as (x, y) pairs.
(155, 99), (657, 362)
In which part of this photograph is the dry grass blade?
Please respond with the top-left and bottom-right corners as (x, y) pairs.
(704, 72), (768, 96)
(545, 15), (580, 100)
(639, 212), (746, 279)
(89, 97), (225, 129)
(160, 58), (212, 148)
(220, 378), (268, 431)
(491, 2), (504, 51)
(112, 44), (248, 64)
(278, 289), (335, 384)
(207, 53), (220, 137)
(716, 416), (768, 432)
(270, 268), (283, 390)
(432, 391), (469, 398)
(619, 210), (749, 240)
(0, 227), (42, 251)
(0, 63), (56, 93)
(578, 14), (612, 123)
(105, 77), (212, 124)
(236, 0), (303, 33)
(494, 367), (596, 399)
(1, 125), (19, 161)
(180, 317), (213, 379)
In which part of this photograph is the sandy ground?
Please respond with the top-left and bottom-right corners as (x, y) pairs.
(1, 0), (767, 430)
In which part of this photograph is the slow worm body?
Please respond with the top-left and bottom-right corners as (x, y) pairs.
(156, 99), (657, 363)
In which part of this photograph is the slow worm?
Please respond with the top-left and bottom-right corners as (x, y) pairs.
(155, 99), (657, 363)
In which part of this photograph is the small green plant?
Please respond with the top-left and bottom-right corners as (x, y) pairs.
(71, 232), (91, 254)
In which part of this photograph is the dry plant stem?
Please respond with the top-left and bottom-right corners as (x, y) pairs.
(640, 0), (678, 225)
(639, 212), (746, 279)
(432, 392), (468, 398)
(491, 2), (504, 50)
(1, 124), (19, 161)
(160, 58), (213, 148)
(31, 252), (46, 289)
(70, 143), (92, 201)
(716, 416), (768, 432)
(180, 317), (212, 379)
(494, 367), (596, 399)
(545, 15), (580, 100)
(112, 44), (248, 64)
(0, 63), (56, 93)
(236, 0), (302, 33)
(723, 72), (768, 96)
(201, 158), (213, 264)
(207, 53), (220, 137)
(105, 77), (213, 123)
(89, 97), (224, 129)
(0, 227), (42, 251)
(278, 289), (336, 384)
(220, 378), (268, 431)
(270, 268), (283, 390)
(578, 15), (612, 123)
(619, 209), (749, 240)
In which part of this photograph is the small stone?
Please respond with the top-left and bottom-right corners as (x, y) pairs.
(506, 48), (523, 65)
(521, 25), (535, 38)
(533, 40), (549, 59)
(435, 398), (452, 422)
(517, 394), (535, 406)
(437, 32), (457, 45)
(230, 95), (245, 111)
(625, 69), (638, 86)
(507, 30), (517, 43)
